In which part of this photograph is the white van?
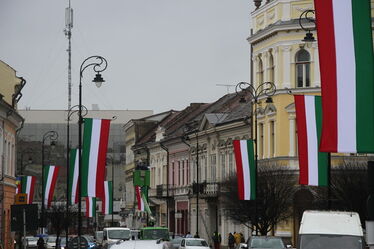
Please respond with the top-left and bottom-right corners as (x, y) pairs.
(102, 227), (131, 249)
(298, 210), (365, 249)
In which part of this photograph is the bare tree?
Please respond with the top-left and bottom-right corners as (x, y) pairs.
(221, 165), (297, 235)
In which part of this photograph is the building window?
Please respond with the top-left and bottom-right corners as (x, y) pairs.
(228, 153), (233, 176)
(211, 154), (216, 182)
(182, 161), (185, 186)
(178, 161), (181, 186)
(186, 160), (189, 184)
(269, 53), (275, 83)
(259, 123), (264, 159)
(221, 154), (226, 179)
(172, 162), (175, 186)
(258, 57), (264, 84)
(296, 49), (311, 88)
(270, 121), (275, 157)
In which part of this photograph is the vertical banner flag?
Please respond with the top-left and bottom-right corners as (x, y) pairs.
(314, 0), (374, 153)
(43, 166), (60, 208)
(295, 95), (328, 186)
(103, 181), (113, 215)
(81, 118), (111, 198)
(16, 176), (22, 194)
(233, 140), (256, 200)
(135, 186), (145, 211)
(86, 196), (96, 218)
(69, 149), (79, 204)
(21, 176), (36, 204)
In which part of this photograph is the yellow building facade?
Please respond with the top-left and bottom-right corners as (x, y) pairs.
(249, 0), (374, 244)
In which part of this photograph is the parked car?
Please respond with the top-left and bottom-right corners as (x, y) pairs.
(68, 235), (97, 249)
(25, 236), (38, 249)
(163, 235), (183, 249)
(45, 236), (57, 249)
(102, 227), (131, 249)
(244, 236), (286, 249)
(179, 238), (209, 249)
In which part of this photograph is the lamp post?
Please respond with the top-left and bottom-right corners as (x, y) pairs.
(66, 105), (88, 244)
(235, 81), (276, 235)
(299, 9), (316, 46)
(78, 56), (107, 243)
(41, 130), (58, 232)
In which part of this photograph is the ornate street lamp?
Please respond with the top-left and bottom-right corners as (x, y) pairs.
(41, 130), (58, 232)
(299, 9), (316, 47)
(78, 56), (108, 243)
(235, 81), (276, 235)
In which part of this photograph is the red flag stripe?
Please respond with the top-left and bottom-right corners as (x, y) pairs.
(233, 140), (244, 200)
(48, 167), (60, 208)
(96, 119), (111, 199)
(315, 0), (338, 151)
(295, 96), (309, 184)
(29, 176), (36, 204)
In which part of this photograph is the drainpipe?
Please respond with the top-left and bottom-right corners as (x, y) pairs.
(160, 142), (169, 228)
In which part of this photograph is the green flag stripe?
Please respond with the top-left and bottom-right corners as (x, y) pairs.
(108, 181), (113, 214)
(81, 118), (93, 196)
(246, 140), (256, 200)
(352, 0), (374, 152)
(314, 96), (328, 186)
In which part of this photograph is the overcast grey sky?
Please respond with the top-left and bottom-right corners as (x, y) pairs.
(0, 0), (251, 113)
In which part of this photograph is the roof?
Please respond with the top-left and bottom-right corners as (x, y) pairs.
(299, 210), (363, 236)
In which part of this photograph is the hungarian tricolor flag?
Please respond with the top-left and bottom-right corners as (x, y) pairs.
(103, 181), (113, 215)
(43, 166), (60, 208)
(315, 0), (374, 153)
(86, 196), (96, 218)
(295, 95), (328, 186)
(68, 149), (79, 204)
(135, 186), (145, 211)
(21, 176), (36, 204)
(233, 140), (256, 200)
(81, 118), (111, 198)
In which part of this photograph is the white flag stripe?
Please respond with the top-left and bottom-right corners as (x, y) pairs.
(305, 97), (318, 186)
(87, 119), (101, 197)
(333, 0), (356, 152)
(240, 140), (251, 200)
(104, 182), (109, 214)
(26, 176), (32, 203)
(71, 150), (79, 203)
(44, 167), (55, 205)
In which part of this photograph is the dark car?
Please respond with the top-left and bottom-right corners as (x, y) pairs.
(246, 236), (286, 249)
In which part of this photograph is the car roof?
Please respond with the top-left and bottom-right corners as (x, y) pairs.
(104, 227), (130, 231)
(184, 238), (205, 241)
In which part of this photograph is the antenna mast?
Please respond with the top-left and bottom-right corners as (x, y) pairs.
(64, 0), (73, 109)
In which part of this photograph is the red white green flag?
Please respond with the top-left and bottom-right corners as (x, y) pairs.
(295, 95), (328, 186)
(21, 176), (36, 204)
(315, 0), (374, 153)
(135, 186), (145, 211)
(233, 140), (256, 200)
(43, 166), (60, 208)
(86, 196), (96, 218)
(103, 181), (113, 215)
(68, 149), (79, 204)
(81, 118), (111, 198)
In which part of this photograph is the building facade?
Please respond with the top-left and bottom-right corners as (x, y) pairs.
(0, 60), (25, 249)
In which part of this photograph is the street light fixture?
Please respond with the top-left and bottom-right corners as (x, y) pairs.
(235, 81), (276, 235)
(78, 56), (108, 243)
(41, 130), (58, 232)
(299, 9), (316, 47)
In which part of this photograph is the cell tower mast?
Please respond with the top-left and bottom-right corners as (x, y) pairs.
(64, 0), (73, 109)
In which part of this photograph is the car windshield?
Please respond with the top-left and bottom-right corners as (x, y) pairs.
(186, 240), (208, 246)
(250, 237), (284, 248)
(108, 230), (131, 240)
(299, 234), (363, 249)
(47, 237), (57, 243)
(142, 229), (169, 240)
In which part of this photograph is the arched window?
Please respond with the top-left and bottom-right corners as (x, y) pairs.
(295, 49), (311, 87)
(258, 57), (264, 84)
(269, 53), (275, 83)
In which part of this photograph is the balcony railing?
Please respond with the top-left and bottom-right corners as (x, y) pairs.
(192, 181), (219, 198)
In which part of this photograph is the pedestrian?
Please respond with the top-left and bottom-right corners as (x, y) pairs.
(193, 232), (200, 238)
(212, 231), (222, 249)
(234, 232), (241, 249)
(240, 233), (245, 243)
(228, 233), (235, 249)
(37, 237), (45, 249)
(185, 232), (193, 238)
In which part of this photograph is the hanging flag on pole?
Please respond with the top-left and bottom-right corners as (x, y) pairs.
(81, 118), (111, 198)
(295, 95), (328, 186)
(43, 166), (60, 208)
(86, 196), (96, 218)
(16, 176), (22, 194)
(233, 140), (256, 200)
(21, 176), (36, 204)
(135, 186), (145, 211)
(314, 0), (374, 153)
(68, 149), (79, 204)
(103, 181), (113, 215)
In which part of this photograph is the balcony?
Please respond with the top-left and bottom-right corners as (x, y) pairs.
(156, 184), (171, 198)
(191, 181), (219, 198)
